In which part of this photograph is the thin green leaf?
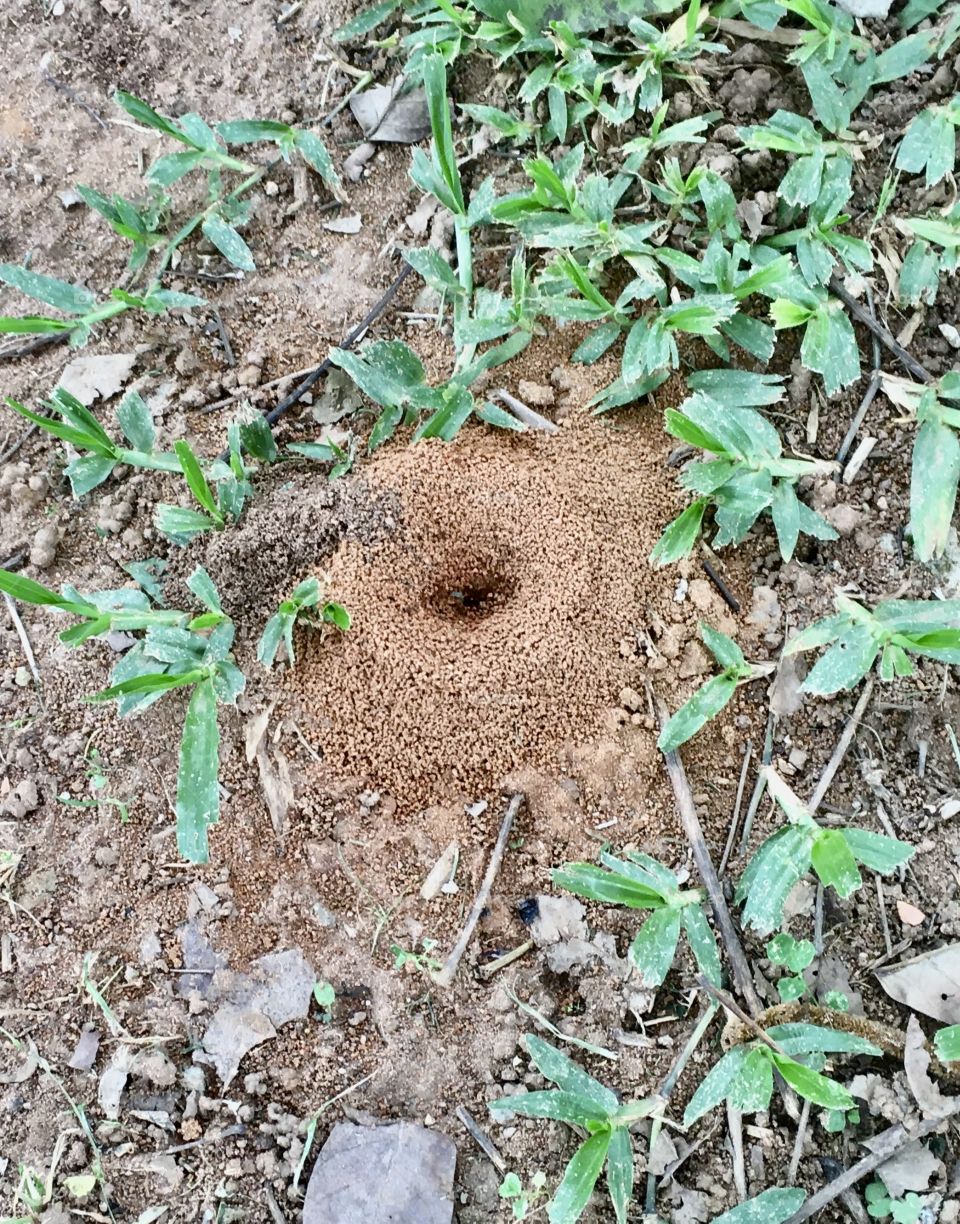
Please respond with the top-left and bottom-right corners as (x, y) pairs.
(605, 1126), (633, 1224)
(629, 907), (681, 987)
(176, 677), (220, 863)
(658, 673), (739, 753)
(174, 440), (221, 519)
(712, 1188), (807, 1224)
(524, 1036), (618, 1115)
(772, 1055), (853, 1110)
(117, 390), (155, 453)
(202, 214), (256, 272)
(0, 263), (96, 315)
(547, 1130), (612, 1224)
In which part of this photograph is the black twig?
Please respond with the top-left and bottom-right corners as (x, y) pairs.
(43, 73), (108, 130)
(836, 370), (881, 464)
(212, 308), (236, 368)
(264, 262), (413, 431)
(0, 334), (68, 363)
(700, 557), (740, 612)
(829, 276), (932, 385)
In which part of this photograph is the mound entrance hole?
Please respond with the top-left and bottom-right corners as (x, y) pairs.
(426, 552), (518, 623)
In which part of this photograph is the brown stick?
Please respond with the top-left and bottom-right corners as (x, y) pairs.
(493, 389), (559, 433)
(807, 678), (874, 815)
(657, 697), (762, 1016)
(784, 1110), (960, 1223)
(434, 793), (523, 987)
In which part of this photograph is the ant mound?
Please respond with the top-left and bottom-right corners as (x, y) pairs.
(287, 409), (694, 808)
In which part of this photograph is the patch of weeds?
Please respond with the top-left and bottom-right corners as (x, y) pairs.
(553, 848), (721, 987)
(391, 937), (443, 975)
(499, 1170), (547, 1220)
(736, 767), (914, 933)
(865, 1181), (924, 1223)
(312, 981), (336, 1023)
(56, 737), (130, 824)
(490, 1036), (661, 1224)
(257, 577), (350, 669)
(684, 1019), (881, 1125)
(651, 370), (837, 565)
(766, 932), (815, 1003)
(785, 592), (960, 693)
(0, 565), (244, 862)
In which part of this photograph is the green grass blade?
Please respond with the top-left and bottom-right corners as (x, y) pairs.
(176, 677), (220, 863)
(604, 1126), (633, 1224)
(0, 263), (96, 315)
(0, 568), (96, 617)
(173, 440), (221, 519)
(547, 1130), (612, 1224)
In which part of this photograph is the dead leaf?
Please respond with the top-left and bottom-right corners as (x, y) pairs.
(256, 746), (294, 837)
(898, 900), (925, 926)
(866, 1135), (942, 1197)
(323, 213), (362, 235)
(58, 352), (137, 405)
(904, 1015), (955, 1118)
(877, 943), (960, 1023)
(245, 708), (272, 764)
(200, 948), (314, 1086)
(768, 655), (805, 717)
(67, 1028), (101, 1071)
(350, 83), (430, 143)
(648, 1130), (679, 1176)
(310, 366), (364, 427)
(405, 194), (439, 236)
(0, 1037), (37, 1084)
(98, 1044), (135, 1119)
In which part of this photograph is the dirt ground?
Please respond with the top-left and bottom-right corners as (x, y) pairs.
(1, 0), (960, 1221)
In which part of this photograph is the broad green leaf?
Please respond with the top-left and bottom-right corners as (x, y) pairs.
(217, 119), (292, 143)
(176, 676), (220, 863)
(368, 403), (403, 452)
(257, 612), (287, 668)
(766, 1023), (882, 1056)
(729, 1047), (774, 1114)
(801, 302), (861, 397)
(147, 149), (207, 188)
(294, 130), (340, 186)
(187, 567), (222, 613)
(767, 933), (815, 973)
(239, 414), (278, 464)
(547, 1130), (612, 1224)
(681, 903), (722, 985)
(934, 1024), (960, 1062)
(712, 1187), (807, 1224)
(117, 390), (155, 453)
(739, 826), (813, 933)
(154, 505), (219, 541)
(572, 321), (622, 365)
(403, 246), (461, 294)
(686, 369), (785, 406)
(605, 850), (677, 894)
(701, 623), (745, 670)
(0, 263), (96, 315)
(332, 340), (425, 409)
(811, 828), (862, 898)
(202, 214), (256, 272)
(524, 1036), (618, 1115)
(784, 614), (847, 656)
(801, 625), (880, 695)
(910, 417), (959, 561)
(605, 1126), (633, 1224)
(629, 907), (681, 987)
(771, 480), (802, 562)
(553, 863), (663, 909)
(0, 568), (96, 616)
(684, 1046), (749, 1125)
(333, 0), (401, 40)
(840, 827), (914, 874)
(491, 1089), (611, 1128)
(322, 601), (351, 631)
(174, 440), (221, 518)
(114, 90), (189, 141)
(650, 499), (707, 566)
(773, 1055), (853, 1110)
(66, 454), (117, 497)
(658, 673), (739, 753)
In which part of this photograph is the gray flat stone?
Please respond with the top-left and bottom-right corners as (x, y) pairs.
(303, 1121), (456, 1224)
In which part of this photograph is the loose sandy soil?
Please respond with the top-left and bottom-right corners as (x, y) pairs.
(1, 1), (960, 1221)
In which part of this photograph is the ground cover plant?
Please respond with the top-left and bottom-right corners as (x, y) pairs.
(3, 0), (960, 1218)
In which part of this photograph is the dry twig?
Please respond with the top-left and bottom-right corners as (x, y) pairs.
(434, 793), (523, 987)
